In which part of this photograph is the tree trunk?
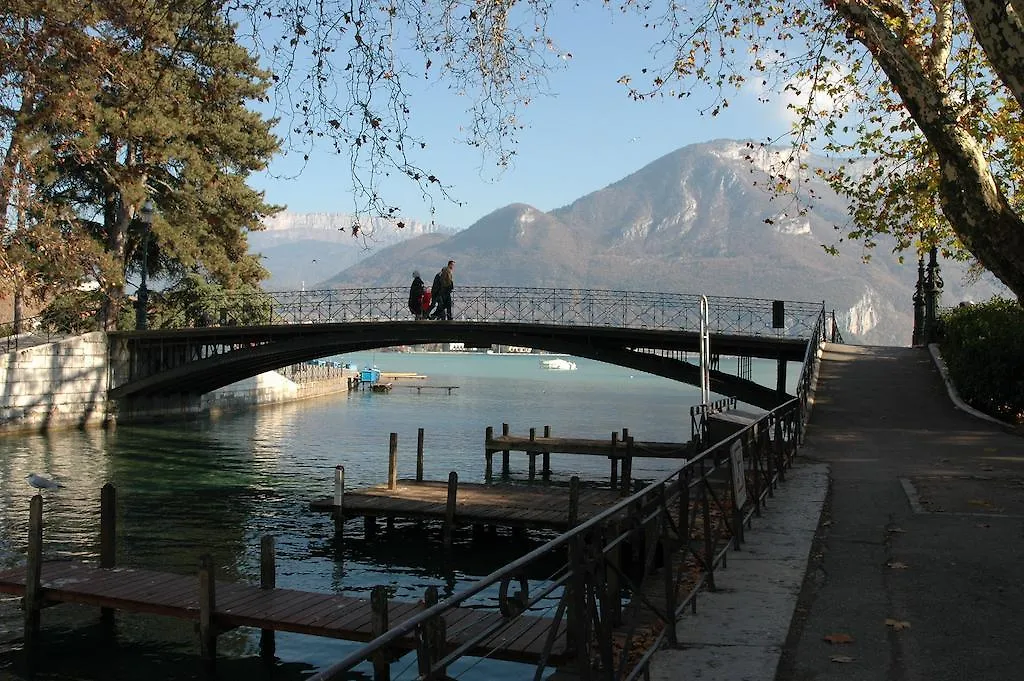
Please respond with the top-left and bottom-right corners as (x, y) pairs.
(837, 0), (1024, 301)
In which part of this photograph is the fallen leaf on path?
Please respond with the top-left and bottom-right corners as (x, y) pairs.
(831, 655), (855, 663)
(886, 561), (909, 569)
(885, 618), (911, 630)
(824, 633), (855, 644)
(968, 499), (995, 508)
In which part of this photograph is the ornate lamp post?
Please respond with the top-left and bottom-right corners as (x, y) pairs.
(135, 198), (155, 330)
(912, 254), (926, 346)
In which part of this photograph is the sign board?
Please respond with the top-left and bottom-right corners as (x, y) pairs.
(730, 440), (747, 506)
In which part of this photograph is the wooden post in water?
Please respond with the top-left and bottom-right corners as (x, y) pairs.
(501, 423), (510, 477)
(334, 465), (345, 510)
(484, 426), (494, 482)
(528, 427), (537, 480)
(334, 465), (345, 535)
(260, 535), (276, 660)
(100, 483), (116, 635)
(443, 472), (458, 550)
(371, 585), (391, 681)
(610, 432), (619, 488)
(416, 428), (425, 482)
(198, 554), (217, 670)
(542, 425), (552, 478)
(567, 476), (580, 528)
(620, 436), (634, 497)
(24, 495), (42, 676)
(388, 432), (398, 490)
(416, 585), (448, 680)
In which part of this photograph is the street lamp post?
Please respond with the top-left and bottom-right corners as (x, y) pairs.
(136, 198), (155, 330)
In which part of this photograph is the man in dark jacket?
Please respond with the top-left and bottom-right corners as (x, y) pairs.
(432, 260), (455, 320)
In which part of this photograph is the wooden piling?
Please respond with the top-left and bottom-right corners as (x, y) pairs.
(567, 476), (580, 528)
(501, 423), (510, 476)
(542, 425), (551, 478)
(610, 432), (619, 487)
(416, 585), (447, 679)
(260, 536), (276, 660)
(371, 585), (391, 681)
(416, 428), (425, 482)
(528, 428), (537, 480)
(198, 554), (217, 669)
(100, 483), (116, 633)
(620, 436), (634, 497)
(334, 465), (345, 510)
(443, 472), (458, 549)
(24, 495), (42, 675)
(484, 426), (494, 482)
(388, 433), (398, 490)
(365, 516), (377, 540)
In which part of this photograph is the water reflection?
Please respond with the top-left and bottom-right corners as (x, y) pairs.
(0, 354), (789, 679)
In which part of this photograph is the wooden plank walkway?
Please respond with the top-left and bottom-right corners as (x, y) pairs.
(311, 480), (625, 531)
(0, 561), (567, 665)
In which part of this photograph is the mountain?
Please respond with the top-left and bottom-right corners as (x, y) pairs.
(249, 212), (456, 289)
(310, 140), (1006, 345)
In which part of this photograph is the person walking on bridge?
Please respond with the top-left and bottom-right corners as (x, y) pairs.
(408, 270), (426, 319)
(430, 260), (455, 320)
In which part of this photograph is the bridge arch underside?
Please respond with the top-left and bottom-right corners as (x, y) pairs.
(110, 322), (807, 409)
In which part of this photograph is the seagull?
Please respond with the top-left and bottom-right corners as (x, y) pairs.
(25, 473), (63, 490)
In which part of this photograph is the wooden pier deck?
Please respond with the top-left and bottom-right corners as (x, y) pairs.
(0, 561), (567, 665)
(311, 479), (625, 531)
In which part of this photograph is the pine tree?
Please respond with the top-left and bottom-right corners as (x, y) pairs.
(1, 0), (280, 328)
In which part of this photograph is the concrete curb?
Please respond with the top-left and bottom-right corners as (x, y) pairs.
(926, 343), (1006, 427)
(648, 462), (829, 681)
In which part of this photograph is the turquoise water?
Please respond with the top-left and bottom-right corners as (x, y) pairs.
(0, 352), (795, 679)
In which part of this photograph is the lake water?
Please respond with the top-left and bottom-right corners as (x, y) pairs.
(0, 352), (794, 680)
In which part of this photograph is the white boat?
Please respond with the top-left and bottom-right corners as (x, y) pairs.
(540, 358), (577, 371)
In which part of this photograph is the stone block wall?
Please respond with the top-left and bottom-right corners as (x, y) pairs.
(0, 332), (110, 434)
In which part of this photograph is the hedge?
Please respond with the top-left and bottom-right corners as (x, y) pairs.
(939, 298), (1024, 423)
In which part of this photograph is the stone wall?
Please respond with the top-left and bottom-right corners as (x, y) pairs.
(0, 332), (111, 434)
(1, 333), (354, 432)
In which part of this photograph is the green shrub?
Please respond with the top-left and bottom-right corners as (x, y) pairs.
(939, 298), (1024, 423)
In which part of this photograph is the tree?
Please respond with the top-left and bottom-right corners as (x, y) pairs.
(1, 0), (280, 327)
(240, 0), (1024, 300)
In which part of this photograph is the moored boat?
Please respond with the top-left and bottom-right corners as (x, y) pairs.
(540, 358), (577, 371)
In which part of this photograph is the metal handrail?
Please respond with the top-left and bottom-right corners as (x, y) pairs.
(4, 288), (826, 348)
(307, 396), (803, 681)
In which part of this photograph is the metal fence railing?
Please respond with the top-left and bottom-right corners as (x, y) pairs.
(298, 299), (829, 681)
(3, 287), (831, 352)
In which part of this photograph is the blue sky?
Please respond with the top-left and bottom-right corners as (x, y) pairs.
(249, 4), (794, 230)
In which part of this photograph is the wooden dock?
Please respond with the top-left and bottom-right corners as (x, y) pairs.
(311, 478), (626, 532)
(0, 561), (567, 666)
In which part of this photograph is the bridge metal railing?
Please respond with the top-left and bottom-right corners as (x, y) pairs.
(189, 287), (827, 338)
(306, 397), (804, 681)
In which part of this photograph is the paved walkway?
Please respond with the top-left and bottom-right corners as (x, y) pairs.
(779, 344), (1024, 681)
(652, 344), (1024, 681)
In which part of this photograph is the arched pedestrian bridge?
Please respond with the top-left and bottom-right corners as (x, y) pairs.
(108, 287), (835, 410)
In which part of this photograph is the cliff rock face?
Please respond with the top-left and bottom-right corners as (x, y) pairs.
(267, 141), (1005, 345)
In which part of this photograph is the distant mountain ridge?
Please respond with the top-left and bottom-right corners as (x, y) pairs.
(250, 212), (456, 289)
(265, 140), (1004, 345)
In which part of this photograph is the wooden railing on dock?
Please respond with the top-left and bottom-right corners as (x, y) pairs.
(484, 424), (691, 489)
